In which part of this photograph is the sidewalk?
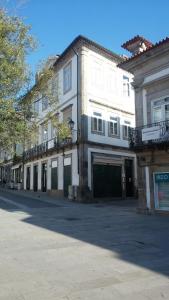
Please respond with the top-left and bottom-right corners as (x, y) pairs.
(0, 187), (68, 205)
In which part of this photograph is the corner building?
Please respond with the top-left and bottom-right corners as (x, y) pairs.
(24, 36), (136, 202)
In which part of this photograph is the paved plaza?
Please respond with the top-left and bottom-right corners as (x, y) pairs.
(0, 189), (169, 299)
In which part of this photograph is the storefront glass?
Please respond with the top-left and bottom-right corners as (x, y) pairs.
(154, 173), (169, 210)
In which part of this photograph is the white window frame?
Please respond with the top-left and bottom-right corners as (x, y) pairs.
(123, 120), (131, 140)
(123, 75), (130, 97)
(91, 112), (104, 135)
(63, 61), (72, 94)
(108, 116), (120, 138)
(41, 123), (48, 142)
(152, 96), (169, 123)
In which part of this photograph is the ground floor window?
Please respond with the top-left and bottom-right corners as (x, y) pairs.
(154, 172), (169, 210)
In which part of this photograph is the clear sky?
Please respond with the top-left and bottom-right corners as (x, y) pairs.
(4, 0), (169, 75)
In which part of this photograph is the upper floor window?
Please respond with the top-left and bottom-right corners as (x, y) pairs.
(62, 105), (72, 123)
(51, 114), (59, 139)
(42, 96), (48, 111)
(91, 112), (105, 135)
(123, 120), (131, 140)
(108, 116), (120, 137)
(123, 75), (130, 97)
(63, 62), (72, 94)
(33, 100), (39, 114)
(152, 97), (169, 123)
(41, 123), (48, 142)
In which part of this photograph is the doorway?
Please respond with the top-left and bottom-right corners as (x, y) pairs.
(64, 157), (72, 197)
(41, 162), (47, 192)
(33, 165), (38, 192)
(26, 167), (30, 190)
(93, 164), (122, 198)
(125, 159), (134, 197)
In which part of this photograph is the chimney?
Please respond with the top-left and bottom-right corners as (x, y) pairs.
(122, 35), (153, 55)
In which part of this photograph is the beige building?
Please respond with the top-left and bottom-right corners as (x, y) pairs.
(120, 35), (169, 213)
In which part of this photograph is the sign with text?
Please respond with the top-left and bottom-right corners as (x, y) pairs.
(155, 173), (169, 183)
(142, 126), (161, 141)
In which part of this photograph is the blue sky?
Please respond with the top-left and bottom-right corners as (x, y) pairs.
(5, 0), (169, 75)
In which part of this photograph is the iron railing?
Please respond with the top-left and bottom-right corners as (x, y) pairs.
(23, 137), (72, 161)
(129, 120), (169, 150)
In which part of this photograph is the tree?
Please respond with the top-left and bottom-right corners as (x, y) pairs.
(0, 9), (71, 157)
(0, 9), (35, 151)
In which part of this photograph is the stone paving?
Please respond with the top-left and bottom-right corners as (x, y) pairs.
(0, 189), (169, 299)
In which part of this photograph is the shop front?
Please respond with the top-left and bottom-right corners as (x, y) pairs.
(154, 172), (169, 210)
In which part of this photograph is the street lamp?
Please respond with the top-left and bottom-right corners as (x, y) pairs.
(68, 119), (75, 131)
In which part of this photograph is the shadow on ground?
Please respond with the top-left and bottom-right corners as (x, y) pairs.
(1, 189), (169, 279)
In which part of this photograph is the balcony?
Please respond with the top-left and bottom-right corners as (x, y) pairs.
(129, 120), (169, 150)
(23, 137), (73, 161)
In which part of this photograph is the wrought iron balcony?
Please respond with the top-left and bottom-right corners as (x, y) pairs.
(23, 136), (72, 161)
(129, 120), (169, 150)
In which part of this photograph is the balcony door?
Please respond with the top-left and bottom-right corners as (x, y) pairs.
(152, 97), (169, 123)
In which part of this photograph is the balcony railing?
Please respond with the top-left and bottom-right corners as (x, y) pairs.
(23, 137), (72, 161)
(129, 120), (169, 150)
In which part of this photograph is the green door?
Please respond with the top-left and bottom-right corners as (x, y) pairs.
(51, 167), (58, 189)
(26, 167), (30, 190)
(41, 163), (47, 192)
(93, 164), (122, 198)
(33, 165), (38, 192)
(64, 165), (71, 197)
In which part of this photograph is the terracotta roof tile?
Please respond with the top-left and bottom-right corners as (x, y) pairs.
(119, 37), (169, 66)
(122, 35), (153, 50)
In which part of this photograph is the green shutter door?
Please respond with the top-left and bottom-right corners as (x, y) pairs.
(33, 165), (38, 191)
(64, 165), (71, 197)
(51, 167), (58, 189)
(93, 164), (122, 198)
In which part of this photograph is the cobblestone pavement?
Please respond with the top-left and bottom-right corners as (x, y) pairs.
(0, 189), (169, 300)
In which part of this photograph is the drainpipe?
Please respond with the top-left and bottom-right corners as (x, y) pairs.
(72, 48), (79, 174)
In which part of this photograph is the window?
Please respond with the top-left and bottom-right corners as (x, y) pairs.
(33, 100), (39, 114)
(62, 106), (72, 123)
(41, 124), (48, 142)
(63, 62), (72, 94)
(108, 116), (119, 137)
(123, 75), (130, 97)
(91, 112), (104, 135)
(153, 106), (162, 123)
(152, 97), (169, 123)
(42, 97), (48, 111)
(123, 121), (131, 140)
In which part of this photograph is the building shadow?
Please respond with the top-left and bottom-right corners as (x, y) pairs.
(0, 189), (169, 280)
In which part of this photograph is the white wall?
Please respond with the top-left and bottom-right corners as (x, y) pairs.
(83, 47), (135, 148)
(24, 149), (79, 191)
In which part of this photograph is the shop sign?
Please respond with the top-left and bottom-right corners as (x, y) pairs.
(142, 126), (161, 141)
(155, 173), (169, 182)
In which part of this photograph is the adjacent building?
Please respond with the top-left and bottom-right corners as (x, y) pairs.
(120, 35), (169, 212)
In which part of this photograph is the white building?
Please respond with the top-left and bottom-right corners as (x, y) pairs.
(22, 35), (136, 201)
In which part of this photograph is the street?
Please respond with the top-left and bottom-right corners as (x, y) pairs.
(0, 190), (169, 299)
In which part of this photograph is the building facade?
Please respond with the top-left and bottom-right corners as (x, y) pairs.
(120, 35), (169, 212)
(6, 36), (136, 201)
